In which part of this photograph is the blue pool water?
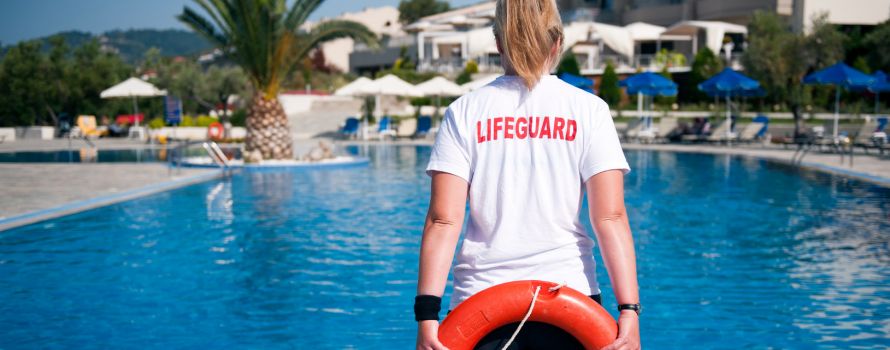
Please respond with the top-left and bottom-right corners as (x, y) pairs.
(1, 146), (888, 349)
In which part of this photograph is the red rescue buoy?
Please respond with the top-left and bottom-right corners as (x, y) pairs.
(207, 122), (225, 141)
(439, 280), (618, 350)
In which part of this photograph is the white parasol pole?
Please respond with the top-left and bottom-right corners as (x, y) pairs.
(132, 95), (140, 129)
(726, 94), (731, 139)
(833, 86), (840, 142)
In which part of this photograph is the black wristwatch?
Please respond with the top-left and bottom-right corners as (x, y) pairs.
(617, 303), (642, 316)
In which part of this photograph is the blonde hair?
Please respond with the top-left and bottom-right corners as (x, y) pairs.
(494, 0), (564, 89)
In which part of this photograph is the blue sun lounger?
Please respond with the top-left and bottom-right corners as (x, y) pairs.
(341, 117), (360, 139)
(415, 116), (432, 138)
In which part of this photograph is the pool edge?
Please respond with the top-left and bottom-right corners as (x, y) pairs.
(0, 170), (225, 231)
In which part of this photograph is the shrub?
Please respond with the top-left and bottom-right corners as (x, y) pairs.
(230, 109), (247, 127)
(599, 61), (621, 107)
(179, 115), (195, 127)
(557, 54), (581, 76)
(196, 115), (217, 127)
(148, 117), (166, 129)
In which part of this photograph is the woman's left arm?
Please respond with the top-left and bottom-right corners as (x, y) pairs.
(586, 169), (640, 350)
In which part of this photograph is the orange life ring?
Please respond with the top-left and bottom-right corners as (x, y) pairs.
(439, 280), (618, 350)
(207, 122), (225, 140)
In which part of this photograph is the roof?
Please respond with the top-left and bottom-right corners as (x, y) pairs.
(624, 22), (666, 41)
(662, 21), (748, 53)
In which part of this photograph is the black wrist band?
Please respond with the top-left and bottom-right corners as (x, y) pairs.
(617, 303), (642, 316)
(414, 295), (442, 321)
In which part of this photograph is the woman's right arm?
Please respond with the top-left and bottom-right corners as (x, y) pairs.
(416, 171), (468, 350)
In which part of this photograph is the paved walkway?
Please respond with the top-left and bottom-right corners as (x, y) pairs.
(0, 163), (219, 230)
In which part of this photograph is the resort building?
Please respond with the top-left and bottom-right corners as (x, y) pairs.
(345, 0), (890, 76)
(302, 6), (404, 73)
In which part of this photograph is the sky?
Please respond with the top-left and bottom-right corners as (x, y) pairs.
(0, 0), (480, 45)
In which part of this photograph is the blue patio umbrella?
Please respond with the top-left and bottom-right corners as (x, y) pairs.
(866, 71), (890, 114)
(558, 72), (596, 94)
(803, 62), (875, 140)
(698, 68), (763, 138)
(619, 72), (678, 133)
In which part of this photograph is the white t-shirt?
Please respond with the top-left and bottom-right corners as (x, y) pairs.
(426, 75), (630, 309)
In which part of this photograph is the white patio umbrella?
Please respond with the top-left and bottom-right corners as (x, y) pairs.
(417, 76), (464, 118)
(100, 77), (166, 130)
(460, 74), (499, 93)
(354, 74), (422, 97)
(333, 77), (373, 96)
(342, 74), (421, 140)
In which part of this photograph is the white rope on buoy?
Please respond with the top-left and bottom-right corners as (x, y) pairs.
(499, 282), (569, 350)
(500, 285), (541, 350)
(548, 281), (567, 293)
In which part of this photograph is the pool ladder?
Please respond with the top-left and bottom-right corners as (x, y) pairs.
(169, 141), (234, 177)
(202, 141), (230, 168)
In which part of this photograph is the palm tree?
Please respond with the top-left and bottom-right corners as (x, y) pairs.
(179, 0), (378, 160)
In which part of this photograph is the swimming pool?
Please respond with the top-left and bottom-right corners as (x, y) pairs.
(0, 146), (887, 349)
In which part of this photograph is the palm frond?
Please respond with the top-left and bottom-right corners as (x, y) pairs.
(177, 7), (229, 49)
(285, 0), (323, 31)
(179, 0), (375, 98)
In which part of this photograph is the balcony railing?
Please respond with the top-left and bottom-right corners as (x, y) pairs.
(418, 56), (504, 74)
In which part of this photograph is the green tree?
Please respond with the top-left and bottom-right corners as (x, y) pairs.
(398, 0), (450, 25)
(863, 19), (890, 72)
(179, 0), (379, 160)
(685, 47), (722, 103)
(0, 41), (51, 126)
(599, 61), (621, 107)
(201, 65), (249, 128)
(68, 39), (132, 118)
(742, 11), (843, 137)
(556, 53), (581, 76)
(0, 37), (131, 127)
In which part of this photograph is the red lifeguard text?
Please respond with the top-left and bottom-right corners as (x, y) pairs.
(476, 116), (577, 143)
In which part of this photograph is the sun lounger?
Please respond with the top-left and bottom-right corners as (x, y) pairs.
(853, 117), (887, 154)
(653, 117), (678, 143)
(623, 118), (645, 141)
(703, 119), (730, 143)
(340, 117), (360, 139)
(415, 116), (432, 139)
(76, 115), (106, 139)
(377, 116), (396, 140)
(737, 121), (767, 144)
(397, 118), (417, 138)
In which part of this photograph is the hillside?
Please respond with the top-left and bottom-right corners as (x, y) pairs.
(1, 29), (212, 63)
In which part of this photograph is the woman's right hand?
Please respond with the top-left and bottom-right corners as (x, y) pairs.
(416, 320), (449, 350)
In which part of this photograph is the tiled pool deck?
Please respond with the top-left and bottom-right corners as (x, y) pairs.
(0, 163), (220, 231)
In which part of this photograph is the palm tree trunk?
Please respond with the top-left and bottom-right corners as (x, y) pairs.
(245, 94), (293, 161)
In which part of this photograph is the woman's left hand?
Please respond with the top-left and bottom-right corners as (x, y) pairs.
(603, 310), (640, 350)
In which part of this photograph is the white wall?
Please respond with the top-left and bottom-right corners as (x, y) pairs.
(0, 128), (15, 142)
(150, 126), (247, 141)
(797, 0), (890, 32)
(15, 126), (54, 140)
